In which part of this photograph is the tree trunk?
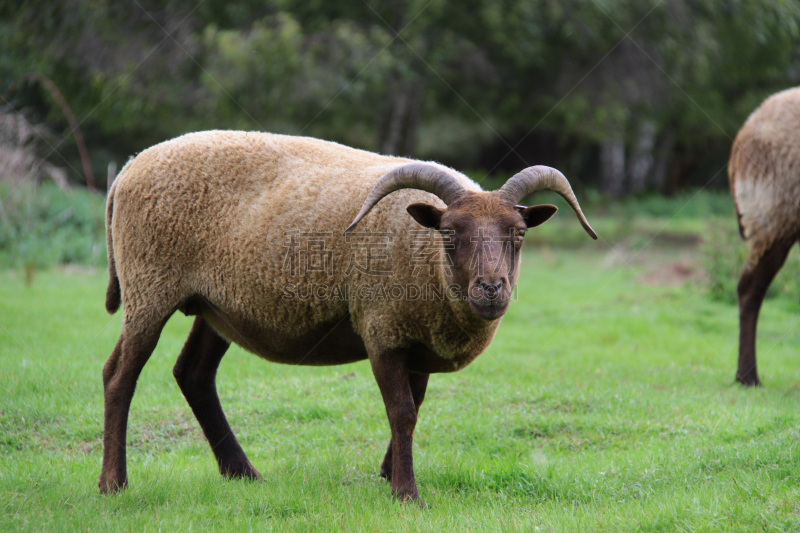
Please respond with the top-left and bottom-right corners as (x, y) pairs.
(600, 137), (626, 197)
(651, 128), (675, 194)
(378, 81), (421, 157)
(628, 120), (656, 194)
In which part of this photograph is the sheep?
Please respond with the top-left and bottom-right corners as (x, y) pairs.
(729, 87), (800, 386)
(99, 130), (597, 500)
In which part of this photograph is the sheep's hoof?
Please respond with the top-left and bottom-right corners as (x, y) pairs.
(736, 373), (761, 387)
(221, 460), (262, 481)
(98, 475), (127, 494)
(392, 486), (420, 503)
(394, 492), (424, 508)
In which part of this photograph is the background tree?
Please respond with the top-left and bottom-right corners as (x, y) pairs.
(1, 0), (799, 195)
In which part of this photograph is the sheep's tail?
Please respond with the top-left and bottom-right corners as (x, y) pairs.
(734, 201), (746, 240)
(727, 131), (757, 242)
(105, 180), (121, 314)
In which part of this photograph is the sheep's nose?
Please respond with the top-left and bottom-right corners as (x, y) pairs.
(478, 279), (504, 299)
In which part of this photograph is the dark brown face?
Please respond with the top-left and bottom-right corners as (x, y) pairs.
(407, 192), (557, 321)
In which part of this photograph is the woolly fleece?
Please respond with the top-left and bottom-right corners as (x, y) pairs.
(729, 87), (800, 268)
(107, 130), (498, 373)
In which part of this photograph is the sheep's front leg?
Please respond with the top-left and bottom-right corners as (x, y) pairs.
(370, 352), (421, 501)
(380, 372), (429, 481)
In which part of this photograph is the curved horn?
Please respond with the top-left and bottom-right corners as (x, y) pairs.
(343, 163), (467, 234)
(497, 166), (597, 240)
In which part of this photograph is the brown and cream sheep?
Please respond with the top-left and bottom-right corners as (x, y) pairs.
(729, 87), (800, 386)
(100, 130), (597, 500)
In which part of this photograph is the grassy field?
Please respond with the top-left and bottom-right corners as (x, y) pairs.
(2, 204), (800, 530)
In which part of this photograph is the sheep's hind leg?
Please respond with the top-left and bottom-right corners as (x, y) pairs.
(173, 316), (261, 480)
(737, 237), (796, 386)
(380, 372), (429, 481)
(98, 316), (169, 493)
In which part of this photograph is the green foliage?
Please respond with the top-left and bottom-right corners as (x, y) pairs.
(0, 184), (106, 270)
(586, 189), (737, 219)
(514, 188), (736, 249)
(3, 0), (799, 187)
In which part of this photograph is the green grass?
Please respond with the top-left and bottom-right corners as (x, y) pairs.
(2, 187), (800, 530)
(2, 240), (800, 531)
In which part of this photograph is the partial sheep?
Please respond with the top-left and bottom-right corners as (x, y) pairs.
(99, 130), (597, 501)
(729, 87), (800, 386)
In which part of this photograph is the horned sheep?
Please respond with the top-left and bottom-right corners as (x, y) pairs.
(99, 130), (597, 500)
(729, 87), (800, 386)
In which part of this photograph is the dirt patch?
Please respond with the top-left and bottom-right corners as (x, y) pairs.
(652, 232), (703, 246)
(638, 261), (706, 285)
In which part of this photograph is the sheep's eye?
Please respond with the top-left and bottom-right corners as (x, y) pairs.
(515, 229), (526, 238)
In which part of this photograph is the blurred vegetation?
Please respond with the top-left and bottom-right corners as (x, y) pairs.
(0, 184), (106, 273)
(1, 0), (799, 195)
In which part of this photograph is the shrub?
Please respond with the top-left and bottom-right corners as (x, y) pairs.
(0, 184), (107, 271)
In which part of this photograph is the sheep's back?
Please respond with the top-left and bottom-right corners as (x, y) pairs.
(108, 130), (482, 346)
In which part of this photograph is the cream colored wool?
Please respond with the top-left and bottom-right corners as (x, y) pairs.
(729, 87), (800, 269)
(107, 130), (496, 372)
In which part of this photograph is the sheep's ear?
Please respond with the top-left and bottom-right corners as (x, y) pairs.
(516, 204), (558, 228)
(407, 203), (444, 229)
